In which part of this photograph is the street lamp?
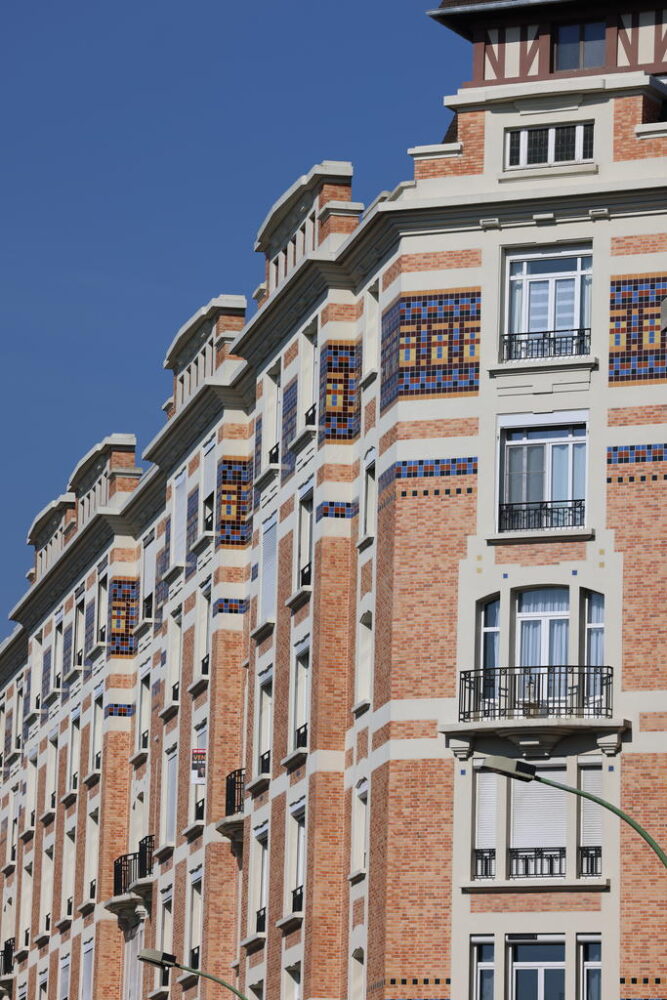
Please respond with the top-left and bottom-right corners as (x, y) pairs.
(138, 949), (251, 1000)
(478, 754), (667, 871)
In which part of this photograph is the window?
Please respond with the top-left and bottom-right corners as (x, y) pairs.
(198, 587), (212, 676)
(584, 591), (604, 666)
(46, 736), (58, 810)
(201, 436), (216, 533)
(288, 802), (306, 912)
(285, 964), (301, 1000)
(163, 746), (178, 844)
(159, 890), (173, 990)
(297, 494), (313, 589)
(167, 610), (182, 703)
(362, 460), (376, 540)
(355, 611), (373, 707)
(472, 938), (494, 1000)
(141, 535), (156, 620)
(579, 764), (603, 875)
(504, 249), (592, 359)
(81, 940), (94, 1000)
(474, 771), (497, 878)
(257, 677), (273, 774)
(54, 621), (63, 689)
(191, 723), (207, 821)
(255, 832), (269, 932)
(509, 937), (565, 1000)
(59, 954), (70, 1000)
(579, 937), (601, 1000)
(264, 366), (282, 462)
(292, 650), (309, 750)
(260, 516), (277, 624)
(20, 859), (32, 949)
(350, 949), (365, 1000)
(85, 809), (99, 902)
(68, 716), (80, 791)
(91, 694), (103, 771)
(506, 123), (593, 170)
(500, 424), (586, 530)
(40, 846), (54, 934)
(300, 322), (318, 423)
(74, 600), (85, 667)
(137, 672), (150, 752)
(363, 281), (380, 378)
(510, 765), (566, 877)
(124, 924), (143, 1000)
(555, 22), (606, 71)
(188, 875), (203, 968)
(62, 829), (75, 918)
(97, 577), (108, 644)
(172, 469), (187, 567)
(352, 779), (369, 873)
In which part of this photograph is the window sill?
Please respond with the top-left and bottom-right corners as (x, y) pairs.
(246, 772), (271, 796)
(462, 877), (609, 893)
(54, 914), (72, 933)
(251, 619), (275, 644)
(487, 527), (594, 545)
(77, 899), (95, 916)
(152, 841), (175, 863)
(276, 911), (303, 932)
(19, 825), (35, 844)
(359, 367), (378, 390)
(13, 946), (29, 964)
(42, 688), (62, 708)
(351, 698), (371, 719)
(61, 788), (78, 807)
(39, 806), (55, 826)
(191, 530), (215, 555)
(62, 664), (83, 686)
(148, 988), (170, 1000)
(285, 585), (312, 611)
(1, 859), (15, 877)
(133, 618), (155, 639)
(356, 533), (375, 553)
(488, 356), (598, 377)
(83, 769), (101, 789)
(182, 819), (205, 841)
(289, 424), (317, 454)
(162, 561), (185, 585)
(498, 162), (598, 182)
(89, 639), (107, 662)
(159, 699), (180, 722)
(253, 463), (280, 491)
(347, 868), (367, 885)
(636, 121), (667, 139)
(188, 674), (209, 697)
(281, 746), (308, 771)
(129, 747), (149, 767)
(215, 812), (245, 841)
(240, 931), (266, 952)
(35, 930), (52, 948)
(177, 970), (200, 988)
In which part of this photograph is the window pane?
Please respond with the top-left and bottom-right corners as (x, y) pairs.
(587, 626), (604, 666)
(510, 281), (524, 333)
(526, 128), (549, 164)
(484, 599), (500, 629)
(527, 281), (550, 332)
(549, 618), (569, 665)
(573, 442), (586, 497)
(527, 256), (577, 275)
(479, 943), (495, 962)
(514, 943), (565, 962)
(585, 968), (601, 1000)
(554, 278), (576, 329)
(526, 445), (545, 501)
(554, 125), (576, 161)
(556, 24), (581, 70)
(584, 942), (601, 962)
(507, 446), (526, 503)
(583, 123), (594, 159)
(544, 967), (566, 1000)
(484, 630), (499, 670)
(520, 619), (541, 666)
(519, 587), (569, 613)
(580, 273), (592, 327)
(515, 968), (538, 1000)
(508, 131), (521, 166)
(587, 592), (604, 624)
(479, 968), (494, 1000)
(551, 443), (570, 501)
(583, 22), (606, 67)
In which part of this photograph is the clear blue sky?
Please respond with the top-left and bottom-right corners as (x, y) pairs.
(0, 1), (469, 635)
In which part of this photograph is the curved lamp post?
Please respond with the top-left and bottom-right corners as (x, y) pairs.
(139, 949), (251, 1000)
(479, 754), (667, 871)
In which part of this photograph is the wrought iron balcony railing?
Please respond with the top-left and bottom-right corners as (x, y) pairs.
(502, 328), (591, 361)
(499, 498), (585, 532)
(473, 848), (496, 879)
(0, 938), (14, 976)
(113, 834), (155, 896)
(225, 769), (245, 817)
(578, 845), (602, 877)
(459, 666), (612, 722)
(508, 847), (566, 878)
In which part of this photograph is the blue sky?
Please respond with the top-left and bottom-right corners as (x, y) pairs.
(0, 1), (469, 634)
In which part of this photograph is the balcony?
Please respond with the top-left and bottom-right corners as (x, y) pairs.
(501, 328), (591, 362)
(473, 848), (496, 879)
(509, 846), (565, 878)
(578, 845), (602, 877)
(107, 835), (155, 919)
(443, 666), (627, 756)
(498, 498), (585, 532)
(0, 938), (14, 982)
(216, 769), (245, 840)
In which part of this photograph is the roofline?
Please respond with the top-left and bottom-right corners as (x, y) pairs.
(163, 295), (247, 370)
(254, 161), (354, 254)
(27, 493), (76, 545)
(67, 433), (136, 492)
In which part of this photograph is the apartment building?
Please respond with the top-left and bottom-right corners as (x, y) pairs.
(0, 1), (665, 998)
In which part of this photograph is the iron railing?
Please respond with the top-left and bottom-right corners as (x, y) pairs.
(499, 498), (585, 531)
(225, 769), (245, 816)
(256, 907), (266, 934)
(508, 847), (566, 878)
(502, 328), (591, 361)
(113, 834), (155, 896)
(578, 845), (602, 877)
(458, 666), (613, 722)
(0, 938), (14, 976)
(292, 885), (304, 913)
(294, 724), (308, 750)
(473, 848), (496, 879)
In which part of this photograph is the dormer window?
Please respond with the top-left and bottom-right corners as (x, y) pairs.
(554, 22), (606, 72)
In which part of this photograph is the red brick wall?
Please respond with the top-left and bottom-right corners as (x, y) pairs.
(414, 112), (485, 179)
(613, 94), (667, 161)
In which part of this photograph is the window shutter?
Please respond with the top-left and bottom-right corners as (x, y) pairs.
(580, 766), (603, 846)
(203, 438), (216, 498)
(260, 516), (277, 622)
(511, 767), (566, 847)
(172, 470), (187, 565)
(475, 771), (497, 849)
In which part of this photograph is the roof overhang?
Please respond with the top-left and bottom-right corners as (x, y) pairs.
(163, 295), (247, 370)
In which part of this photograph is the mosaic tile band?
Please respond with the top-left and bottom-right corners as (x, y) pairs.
(607, 443), (667, 464)
(381, 289), (481, 412)
(104, 703), (135, 718)
(316, 501), (359, 521)
(609, 274), (667, 384)
(213, 597), (248, 615)
(319, 341), (361, 443)
(379, 457), (479, 493)
(217, 457), (253, 547)
(108, 578), (139, 657)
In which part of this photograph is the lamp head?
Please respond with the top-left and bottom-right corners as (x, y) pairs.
(138, 949), (178, 969)
(477, 755), (536, 781)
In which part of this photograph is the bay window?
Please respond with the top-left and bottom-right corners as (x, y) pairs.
(504, 249), (591, 360)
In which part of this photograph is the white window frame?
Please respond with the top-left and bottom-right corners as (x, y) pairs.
(578, 935), (601, 1000)
(296, 492), (314, 591)
(505, 247), (592, 342)
(162, 744), (178, 846)
(471, 936), (495, 1000)
(508, 936), (566, 1000)
(361, 455), (376, 542)
(505, 122), (594, 169)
